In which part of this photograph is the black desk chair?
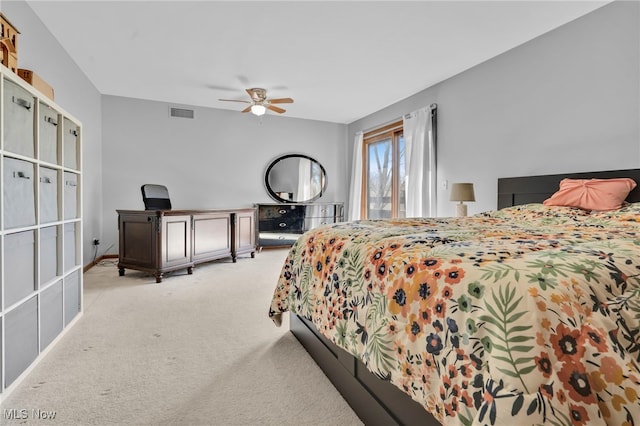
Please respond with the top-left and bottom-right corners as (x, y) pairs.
(141, 184), (172, 210)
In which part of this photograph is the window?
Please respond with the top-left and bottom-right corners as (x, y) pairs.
(362, 121), (405, 219)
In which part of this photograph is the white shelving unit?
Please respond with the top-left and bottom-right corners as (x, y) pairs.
(0, 64), (82, 399)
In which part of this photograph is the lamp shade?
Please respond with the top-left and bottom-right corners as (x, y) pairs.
(251, 104), (266, 116)
(449, 183), (475, 202)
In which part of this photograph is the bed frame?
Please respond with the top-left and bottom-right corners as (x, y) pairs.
(497, 168), (640, 208)
(290, 168), (640, 426)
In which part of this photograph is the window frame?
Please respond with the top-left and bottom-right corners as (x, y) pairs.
(361, 120), (404, 219)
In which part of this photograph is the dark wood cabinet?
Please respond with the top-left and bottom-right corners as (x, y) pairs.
(117, 208), (256, 282)
(256, 202), (343, 248)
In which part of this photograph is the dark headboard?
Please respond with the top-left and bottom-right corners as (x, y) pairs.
(497, 168), (640, 209)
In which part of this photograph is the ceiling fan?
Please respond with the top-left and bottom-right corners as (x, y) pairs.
(219, 88), (293, 116)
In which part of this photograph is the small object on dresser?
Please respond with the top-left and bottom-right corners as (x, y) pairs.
(17, 68), (54, 101)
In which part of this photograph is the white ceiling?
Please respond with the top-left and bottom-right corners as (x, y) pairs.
(25, 0), (609, 124)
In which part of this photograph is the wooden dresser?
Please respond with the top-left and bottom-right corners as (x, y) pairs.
(256, 202), (343, 248)
(117, 208), (256, 282)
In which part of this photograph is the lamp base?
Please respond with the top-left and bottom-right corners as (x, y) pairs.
(456, 203), (468, 217)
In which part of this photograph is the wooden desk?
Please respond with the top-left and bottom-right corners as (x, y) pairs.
(117, 208), (256, 282)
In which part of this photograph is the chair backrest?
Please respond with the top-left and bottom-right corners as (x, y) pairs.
(141, 184), (172, 210)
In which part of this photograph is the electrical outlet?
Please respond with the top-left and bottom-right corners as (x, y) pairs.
(92, 238), (100, 246)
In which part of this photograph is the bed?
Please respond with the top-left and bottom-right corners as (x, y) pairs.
(269, 168), (640, 425)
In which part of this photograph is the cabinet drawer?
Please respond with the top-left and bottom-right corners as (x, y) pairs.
(40, 226), (59, 285)
(4, 230), (36, 308)
(5, 296), (39, 387)
(259, 217), (304, 232)
(259, 232), (300, 246)
(304, 204), (337, 218)
(64, 172), (79, 219)
(39, 102), (59, 164)
(3, 157), (36, 228)
(41, 280), (63, 350)
(3, 79), (35, 158)
(64, 270), (81, 325)
(64, 222), (78, 272)
(258, 205), (305, 220)
(39, 166), (59, 224)
(63, 118), (80, 170)
(304, 217), (335, 231)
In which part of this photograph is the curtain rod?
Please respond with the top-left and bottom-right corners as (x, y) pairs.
(405, 103), (438, 119)
(361, 103), (437, 133)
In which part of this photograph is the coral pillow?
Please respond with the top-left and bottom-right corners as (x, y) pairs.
(543, 178), (637, 211)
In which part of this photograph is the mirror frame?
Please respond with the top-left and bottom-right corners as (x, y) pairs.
(264, 153), (327, 203)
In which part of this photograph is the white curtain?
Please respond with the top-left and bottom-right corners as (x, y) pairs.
(403, 106), (436, 217)
(348, 131), (364, 221)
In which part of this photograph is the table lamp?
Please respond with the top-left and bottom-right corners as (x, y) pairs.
(450, 183), (475, 217)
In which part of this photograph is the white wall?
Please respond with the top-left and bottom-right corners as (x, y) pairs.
(347, 1), (640, 217)
(2, 0), (103, 265)
(101, 95), (347, 254)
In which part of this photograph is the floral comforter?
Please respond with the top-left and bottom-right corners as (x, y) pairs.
(269, 203), (640, 425)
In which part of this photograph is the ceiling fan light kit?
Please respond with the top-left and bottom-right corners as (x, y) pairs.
(250, 104), (266, 116)
(219, 87), (294, 116)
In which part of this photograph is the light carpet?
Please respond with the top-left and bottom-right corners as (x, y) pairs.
(0, 248), (362, 425)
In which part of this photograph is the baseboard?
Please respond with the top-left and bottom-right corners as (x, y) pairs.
(83, 254), (118, 272)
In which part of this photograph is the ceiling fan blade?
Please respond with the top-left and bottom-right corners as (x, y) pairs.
(241, 106), (252, 113)
(269, 97), (294, 104)
(219, 98), (250, 103)
(266, 104), (286, 114)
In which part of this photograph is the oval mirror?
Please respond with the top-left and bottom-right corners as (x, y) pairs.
(265, 154), (326, 203)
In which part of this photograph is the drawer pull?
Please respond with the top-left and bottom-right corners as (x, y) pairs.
(278, 209), (287, 215)
(40, 176), (52, 184)
(44, 115), (58, 126)
(278, 222), (287, 228)
(69, 129), (78, 137)
(13, 171), (30, 179)
(65, 180), (77, 187)
(12, 96), (32, 110)
(278, 236), (285, 240)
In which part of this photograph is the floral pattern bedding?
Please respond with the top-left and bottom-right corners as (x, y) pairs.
(269, 203), (640, 425)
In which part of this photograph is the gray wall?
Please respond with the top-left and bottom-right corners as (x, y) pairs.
(348, 0), (640, 217)
(2, 0), (103, 266)
(5, 0), (639, 262)
(101, 95), (347, 254)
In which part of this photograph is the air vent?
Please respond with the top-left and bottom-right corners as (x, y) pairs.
(169, 107), (195, 119)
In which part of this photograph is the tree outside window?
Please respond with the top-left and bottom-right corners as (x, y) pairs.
(363, 121), (405, 219)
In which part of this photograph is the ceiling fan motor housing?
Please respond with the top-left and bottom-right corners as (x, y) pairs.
(219, 87), (293, 114)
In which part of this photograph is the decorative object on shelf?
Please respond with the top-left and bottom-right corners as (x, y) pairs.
(219, 87), (294, 116)
(17, 68), (54, 100)
(450, 182), (475, 217)
(264, 153), (326, 203)
(0, 13), (19, 73)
